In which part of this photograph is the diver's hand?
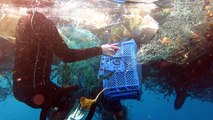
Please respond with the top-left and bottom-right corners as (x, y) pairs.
(101, 44), (120, 56)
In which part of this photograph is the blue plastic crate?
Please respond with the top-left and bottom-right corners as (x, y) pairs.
(98, 39), (142, 100)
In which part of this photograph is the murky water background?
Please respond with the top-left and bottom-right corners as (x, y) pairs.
(0, 0), (213, 119)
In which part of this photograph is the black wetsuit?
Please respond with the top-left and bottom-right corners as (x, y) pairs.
(12, 12), (102, 118)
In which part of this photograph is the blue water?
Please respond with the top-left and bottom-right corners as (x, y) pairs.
(123, 91), (213, 120)
(1, 89), (213, 120)
(0, 97), (40, 120)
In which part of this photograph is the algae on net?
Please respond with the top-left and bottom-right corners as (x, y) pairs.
(137, 0), (213, 65)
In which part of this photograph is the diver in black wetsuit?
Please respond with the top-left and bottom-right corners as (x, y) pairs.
(12, 11), (119, 120)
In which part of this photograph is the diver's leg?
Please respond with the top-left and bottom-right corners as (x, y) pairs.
(40, 107), (50, 120)
(42, 81), (79, 119)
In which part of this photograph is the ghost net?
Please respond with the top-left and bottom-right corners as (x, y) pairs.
(137, 0), (213, 65)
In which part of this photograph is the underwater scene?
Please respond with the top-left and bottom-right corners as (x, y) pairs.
(0, 0), (213, 120)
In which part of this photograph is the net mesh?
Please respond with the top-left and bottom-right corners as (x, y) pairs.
(137, 0), (213, 65)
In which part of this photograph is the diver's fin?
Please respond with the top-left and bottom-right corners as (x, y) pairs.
(66, 104), (85, 120)
(85, 103), (96, 120)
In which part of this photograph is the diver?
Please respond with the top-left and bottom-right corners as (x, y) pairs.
(12, 3), (119, 120)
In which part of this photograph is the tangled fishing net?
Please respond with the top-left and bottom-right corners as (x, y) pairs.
(50, 24), (103, 97)
(137, 0), (213, 65)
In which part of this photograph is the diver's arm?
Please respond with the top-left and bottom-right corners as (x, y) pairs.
(39, 15), (102, 62)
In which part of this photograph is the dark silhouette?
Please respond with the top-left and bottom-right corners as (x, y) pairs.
(144, 47), (213, 110)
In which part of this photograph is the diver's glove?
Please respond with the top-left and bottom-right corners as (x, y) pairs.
(101, 44), (120, 56)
